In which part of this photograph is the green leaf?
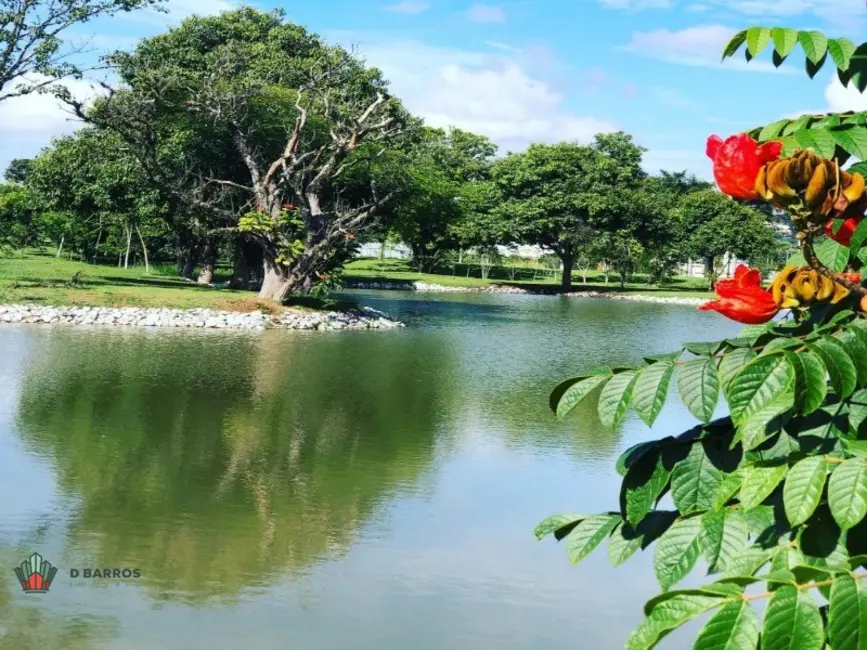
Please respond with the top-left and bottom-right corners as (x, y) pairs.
(693, 600), (759, 650)
(728, 354), (795, 425)
(671, 441), (725, 515)
(784, 456), (829, 527)
(829, 37), (857, 71)
(723, 547), (774, 579)
(814, 236), (851, 272)
(851, 218), (867, 255)
(848, 44), (867, 94)
(608, 513), (675, 567)
(739, 392), (794, 451)
(678, 358), (720, 424)
(684, 341), (724, 356)
(616, 441), (659, 477)
(762, 586), (824, 650)
(835, 329), (867, 387)
(565, 514), (620, 565)
(799, 29), (829, 64)
(719, 348), (757, 399)
(746, 27), (771, 58)
(831, 125), (867, 160)
(654, 515), (703, 591)
(597, 370), (638, 429)
(809, 337), (858, 398)
(623, 449), (672, 525)
(828, 573), (867, 650)
(740, 464), (789, 510)
(714, 469), (745, 509)
(721, 30), (748, 60)
(534, 513), (584, 540)
(806, 52), (827, 79)
(699, 508), (749, 573)
(787, 349), (827, 415)
(793, 128), (837, 158)
(626, 594), (724, 650)
(771, 27), (799, 59)
(758, 118), (791, 142)
(829, 457), (867, 530)
(736, 324), (770, 341)
(783, 114), (811, 137)
(552, 374), (610, 419)
(632, 361), (674, 427)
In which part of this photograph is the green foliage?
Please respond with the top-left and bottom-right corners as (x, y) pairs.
(540, 311), (867, 647)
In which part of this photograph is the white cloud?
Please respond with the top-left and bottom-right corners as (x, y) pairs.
(623, 24), (796, 73)
(346, 39), (617, 152)
(0, 76), (106, 170)
(466, 4), (506, 23)
(382, 1), (431, 14)
(597, 0), (671, 9)
(686, 3), (712, 11)
(826, 77), (867, 112)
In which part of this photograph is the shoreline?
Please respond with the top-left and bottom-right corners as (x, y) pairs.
(343, 280), (709, 306)
(0, 304), (404, 331)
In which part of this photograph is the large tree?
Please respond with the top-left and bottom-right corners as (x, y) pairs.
(27, 128), (169, 268)
(63, 8), (415, 301)
(490, 133), (647, 291)
(0, 0), (161, 101)
(379, 126), (497, 272)
(675, 188), (781, 289)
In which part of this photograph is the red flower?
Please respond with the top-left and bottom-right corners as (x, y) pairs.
(282, 203), (294, 210)
(706, 133), (782, 200)
(824, 216), (863, 246)
(699, 264), (779, 324)
(841, 271), (863, 284)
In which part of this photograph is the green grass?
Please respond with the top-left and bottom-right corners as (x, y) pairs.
(344, 258), (714, 299)
(0, 252), (300, 311)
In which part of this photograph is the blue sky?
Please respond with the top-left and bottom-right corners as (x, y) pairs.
(3, 0), (867, 178)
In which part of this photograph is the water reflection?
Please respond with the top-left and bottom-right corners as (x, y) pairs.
(15, 330), (459, 602)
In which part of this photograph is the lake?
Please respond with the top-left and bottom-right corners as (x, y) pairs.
(0, 291), (741, 650)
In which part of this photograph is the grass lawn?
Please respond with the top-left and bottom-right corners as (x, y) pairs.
(0, 253), (292, 311)
(0, 253), (714, 310)
(344, 258), (714, 299)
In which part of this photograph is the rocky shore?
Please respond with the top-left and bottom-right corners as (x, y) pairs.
(344, 280), (708, 305)
(0, 304), (403, 331)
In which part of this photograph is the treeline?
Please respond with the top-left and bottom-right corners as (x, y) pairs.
(0, 8), (789, 298)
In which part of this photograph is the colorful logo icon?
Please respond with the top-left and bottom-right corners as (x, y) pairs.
(14, 553), (58, 594)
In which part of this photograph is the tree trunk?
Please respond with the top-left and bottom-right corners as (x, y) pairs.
(93, 215), (103, 263)
(135, 225), (150, 274)
(620, 272), (626, 289)
(379, 241), (386, 260)
(180, 248), (197, 280)
(123, 225), (132, 269)
(258, 260), (295, 303)
(560, 250), (574, 292)
(56, 236), (64, 258)
(229, 239), (250, 290)
(197, 240), (216, 285)
(705, 256), (716, 290)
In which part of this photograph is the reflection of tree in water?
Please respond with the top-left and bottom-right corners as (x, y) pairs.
(0, 546), (118, 649)
(492, 382), (624, 460)
(15, 331), (457, 603)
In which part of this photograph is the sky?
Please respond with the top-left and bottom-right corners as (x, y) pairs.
(4, 0), (867, 179)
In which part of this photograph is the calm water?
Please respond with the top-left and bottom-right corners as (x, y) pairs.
(0, 292), (741, 650)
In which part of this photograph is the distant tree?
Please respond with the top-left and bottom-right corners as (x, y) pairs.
(28, 128), (168, 269)
(381, 127), (497, 272)
(0, 0), (162, 101)
(4, 158), (33, 184)
(491, 133), (646, 291)
(675, 188), (781, 289)
(0, 183), (37, 253)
